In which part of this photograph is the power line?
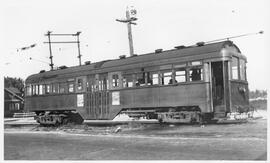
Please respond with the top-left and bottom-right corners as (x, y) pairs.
(29, 57), (59, 67)
(16, 43), (37, 52)
(29, 57), (50, 64)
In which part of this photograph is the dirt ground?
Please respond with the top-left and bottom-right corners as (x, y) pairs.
(5, 112), (267, 138)
(4, 117), (267, 160)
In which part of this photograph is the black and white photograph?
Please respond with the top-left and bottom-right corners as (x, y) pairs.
(1, 0), (269, 162)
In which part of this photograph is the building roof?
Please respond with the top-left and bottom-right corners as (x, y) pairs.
(4, 88), (24, 102)
(5, 87), (21, 94)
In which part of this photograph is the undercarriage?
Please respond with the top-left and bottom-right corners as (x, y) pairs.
(35, 111), (84, 126)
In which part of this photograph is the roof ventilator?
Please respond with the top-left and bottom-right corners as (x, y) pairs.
(174, 45), (186, 49)
(58, 65), (68, 69)
(131, 54), (138, 57)
(85, 61), (91, 65)
(39, 70), (46, 73)
(196, 42), (205, 46)
(119, 55), (126, 59)
(155, 49), (163, 53)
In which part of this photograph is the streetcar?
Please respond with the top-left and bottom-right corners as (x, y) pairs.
(24, 40), (249, 125)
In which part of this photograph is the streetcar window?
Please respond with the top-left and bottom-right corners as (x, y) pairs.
(77, 79), (83, 90)
(161, 71), (172, 85)
(122, 78), (127, 88)
(45, 85), (51, 94)
(39, 85), (44, 95)
(112, 74), (119, 87)
(42, 85), (46, 94)
(59, 83), (65, 93)
(90, 85), (95, 92)
(122, 74), (133, 88)
(31, 85), (35, 95)
(152, 73), (159, 85)
(135, 73), (145, 86)
(106, 79), (109, 90)
(86, 82), (90, 91)
(145, 72), (154, 85)
(52, 83), (59, 93)
(68, 82), (74, 92)
(240, 59), (246, 81)
(35, 85), (39, 95)
(101, 77), (108, 90)
(98, 80), (103, 90)
(32, 85), (37, 95)
(232, 57), (239, 80)
(26, 85), (31, 96)
(189, 67), (203, 81)
(175, 68), (186, 83)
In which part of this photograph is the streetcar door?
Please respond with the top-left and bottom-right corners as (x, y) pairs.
(86, 75), (97, 119)
(211, 61), (229, 118)
(87, 74), (109, 119)
(97, 73), (109, 119)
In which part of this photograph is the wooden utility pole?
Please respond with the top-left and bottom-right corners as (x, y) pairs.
(126, 9), (134, 56)
(116, 6), (137, 57)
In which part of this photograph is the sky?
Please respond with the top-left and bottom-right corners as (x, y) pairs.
(0, 0), (269, 91)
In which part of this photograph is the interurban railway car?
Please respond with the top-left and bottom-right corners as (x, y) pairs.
(24, 40), (249, 125)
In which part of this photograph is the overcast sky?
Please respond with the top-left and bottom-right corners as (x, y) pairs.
(0, 0), (269, 91)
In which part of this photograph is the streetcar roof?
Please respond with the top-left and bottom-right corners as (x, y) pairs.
(26, 40), (242, 83)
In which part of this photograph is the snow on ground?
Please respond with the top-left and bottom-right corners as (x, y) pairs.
(252, 110), (267, 119)
(4, 117), (36, 123)
(112, 113), (157, 122)
(112, 114), (133, 121)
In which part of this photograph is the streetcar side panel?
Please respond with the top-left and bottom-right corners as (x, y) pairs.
(25, 94), (77, 112)
(230, 82), (249, 112)
(120, 83), (209, 111)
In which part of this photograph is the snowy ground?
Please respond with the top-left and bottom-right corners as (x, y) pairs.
(112, 113), (157, 122)
(252, 110), (267, 119)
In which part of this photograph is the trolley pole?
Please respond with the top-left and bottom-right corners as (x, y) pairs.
(116, 6), (137, 57)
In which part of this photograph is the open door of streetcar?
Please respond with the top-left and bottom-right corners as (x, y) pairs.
(211, 61), (230, 118)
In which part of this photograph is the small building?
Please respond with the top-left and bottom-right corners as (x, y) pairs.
(4, 87), (24, 117)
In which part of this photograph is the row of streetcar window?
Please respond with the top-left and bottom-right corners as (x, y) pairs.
(113, 61), (204, 88)
(26, 79), (84, 96)
(26, 61), (204, 96)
